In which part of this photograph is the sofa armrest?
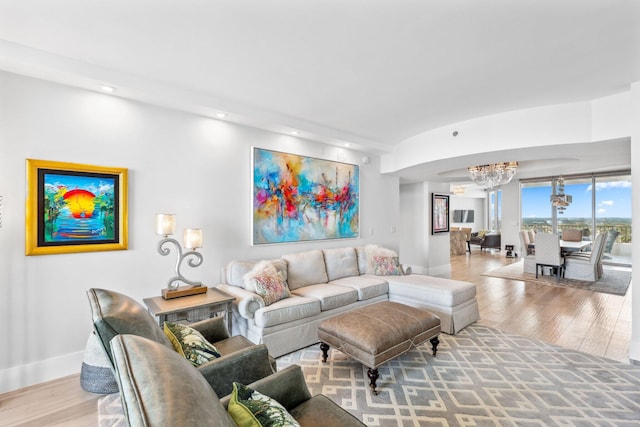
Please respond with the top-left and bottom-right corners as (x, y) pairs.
(197, 344), (276, 397)
(189, 316), (230, 342)
(216, 284), (265, 319)
(219, 365), (312, 410)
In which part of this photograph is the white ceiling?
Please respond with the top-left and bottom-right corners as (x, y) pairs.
(0, 0), (638, 181)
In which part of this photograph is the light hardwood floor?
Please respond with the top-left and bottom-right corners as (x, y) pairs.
(0, 251), (632, 426)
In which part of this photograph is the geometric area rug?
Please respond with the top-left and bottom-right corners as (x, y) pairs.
(99, 324), (640, 426)
(482, 261), (632, 296)
(277, 325), (640, 426)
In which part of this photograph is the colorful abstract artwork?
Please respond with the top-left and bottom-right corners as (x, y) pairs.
(26, 159), (128, 255)
(252, 148), (359, 244)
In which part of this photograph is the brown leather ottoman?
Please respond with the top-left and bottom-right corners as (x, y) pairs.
(318, 301), (440, 394)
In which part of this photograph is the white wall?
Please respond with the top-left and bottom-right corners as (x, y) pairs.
(398, 182), (451, 276)
(449, 196), (485, 232)
(0, 71), (401, 392)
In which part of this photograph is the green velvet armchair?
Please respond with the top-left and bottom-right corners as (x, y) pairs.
(87, 288), (276, 397)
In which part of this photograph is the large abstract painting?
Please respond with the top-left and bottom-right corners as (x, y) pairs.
(26, 159), (128, 255)
(252, 147), (359, 244)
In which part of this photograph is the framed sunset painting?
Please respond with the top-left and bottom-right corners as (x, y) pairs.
(26, 159), (128, 255)
(252, 147), (359, 244)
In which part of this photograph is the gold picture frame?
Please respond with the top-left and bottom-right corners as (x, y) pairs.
(26, 159), (128, 255)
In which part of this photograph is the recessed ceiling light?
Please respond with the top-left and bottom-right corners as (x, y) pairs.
(216, 112), (227, 119)
(291, 130), (299, 136)
(344, 143), (351, 147)
(100, 85), (116, 93)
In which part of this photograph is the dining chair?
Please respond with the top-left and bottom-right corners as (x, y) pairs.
(519, 231), (536, 274)
(561, 228), (582, 242)
(534, 233), (564, 281)
(564, 232), (607, 281)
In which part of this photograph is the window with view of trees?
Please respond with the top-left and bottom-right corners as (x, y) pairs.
(521, 172), (631, 264)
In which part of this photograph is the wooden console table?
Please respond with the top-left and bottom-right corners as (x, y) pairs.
(143, 287), (234, 333)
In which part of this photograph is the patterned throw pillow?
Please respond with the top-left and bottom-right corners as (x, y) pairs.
(371, 255), (403, 276)
(228, 382), (300, 427)
(364, 245), (398, 274)
(254, 271), (290, 306)
(243, 260), (288, 293)
(164, 321), (221, 366)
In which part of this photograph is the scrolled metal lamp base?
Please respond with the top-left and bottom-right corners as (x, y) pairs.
(158, 237), (205, 299)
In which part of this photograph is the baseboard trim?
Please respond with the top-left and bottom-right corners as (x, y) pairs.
(428, 263), (452, 277)
(0, 350), (84, 394)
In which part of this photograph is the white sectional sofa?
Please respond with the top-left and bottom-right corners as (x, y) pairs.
(217, 246), (479, 357)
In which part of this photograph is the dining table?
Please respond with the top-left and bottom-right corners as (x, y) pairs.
(560, 239), (592, 253)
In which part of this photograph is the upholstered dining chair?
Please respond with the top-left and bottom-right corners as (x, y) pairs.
(561, 228), (582, 242)
(564, 232), (607, 281)
(519, 231), (536, 274)
(534, 233), (564, 281)
(520, 230), (535, 255)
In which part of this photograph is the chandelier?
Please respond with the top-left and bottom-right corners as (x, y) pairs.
(550, 176), (572, 214)
(452, 185), (466, 195)
(468, 161), (518, 189)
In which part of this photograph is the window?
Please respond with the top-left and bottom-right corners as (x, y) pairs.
(521, 181), (552, 233)
(521, 172), (631, 265)
(487, 189), (502, 231)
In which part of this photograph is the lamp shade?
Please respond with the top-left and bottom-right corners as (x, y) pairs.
(156, 214), (176, 236)
(184, 228), (203, 250)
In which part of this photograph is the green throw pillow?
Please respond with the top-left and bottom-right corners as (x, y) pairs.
(164, 321), (221, 366)
(228, 382), (300, 427)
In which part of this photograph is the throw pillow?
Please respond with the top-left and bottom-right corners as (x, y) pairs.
(254, 270), (290, 306)
(371, 256), (403, 276)
(365, 245), (398, 274)
(164, 321), (221, 366)
(243, 260), (288, 293)
(228, 382), (300, 427)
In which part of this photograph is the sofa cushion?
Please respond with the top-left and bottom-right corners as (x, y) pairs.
(329, 276), (389, 300)
(385, 274), (477, 307)
(226, 259), (288, 288)
(254, 296), (321, 328)
(282, 250), (328, 290)
(164, 321), (221, 366)
(364, 245), (398, 273)
(228, 382), (300, 427)
(291, 284), (358, 311)
(323, 247), (360, 281)
(355, 246), (368, 275)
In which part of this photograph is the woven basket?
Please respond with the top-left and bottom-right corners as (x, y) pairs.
(80, 332), (118, 394)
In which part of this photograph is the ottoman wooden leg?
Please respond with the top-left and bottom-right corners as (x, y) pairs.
(320, 342), (330, 363)
(367, 368), (379, 395)
(430, 336), (440, 356)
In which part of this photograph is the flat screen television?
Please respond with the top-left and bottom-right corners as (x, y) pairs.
(453, 209), (474, 223)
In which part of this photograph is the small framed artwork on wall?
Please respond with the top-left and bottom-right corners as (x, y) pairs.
(432, 193), (450, 234)
(25, 159), (128, 255)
